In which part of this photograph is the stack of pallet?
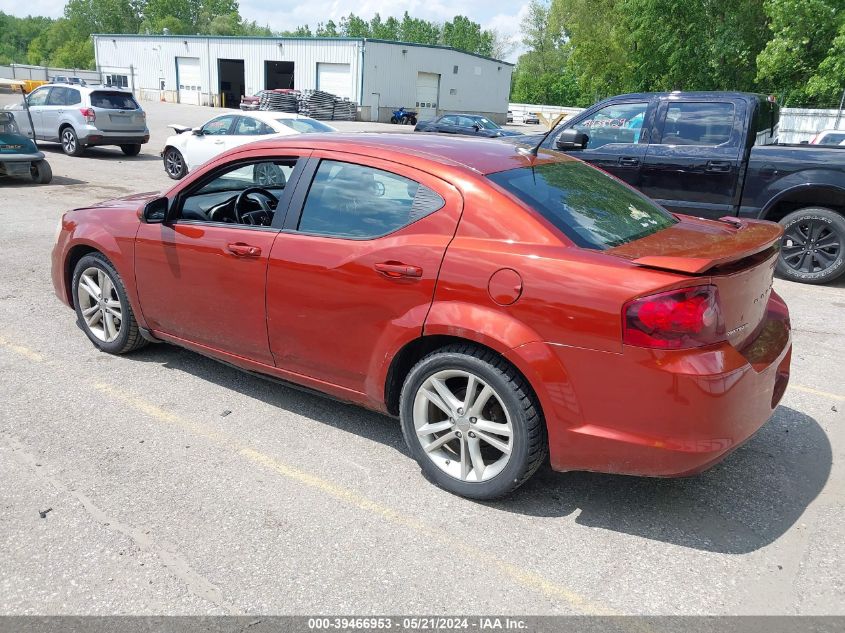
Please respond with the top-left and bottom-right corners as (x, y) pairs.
(331, 99), (357, 121)
(298, 90), (337, 119)
(258, 90), (299, 113)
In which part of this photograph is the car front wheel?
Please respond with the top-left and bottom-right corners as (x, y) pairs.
(163, 147), (187, 179)
(400, 344), (547, 499)
(72, 253), (147, 354)
(777, 207), (845, 284)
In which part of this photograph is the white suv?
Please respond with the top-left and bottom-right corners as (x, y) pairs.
(24, 84), (149, 156)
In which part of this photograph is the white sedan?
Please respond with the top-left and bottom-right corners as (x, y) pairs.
(161, 111), (336, 179)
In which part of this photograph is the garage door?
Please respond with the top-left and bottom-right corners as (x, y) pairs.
(316, 63), (351, 99)
(416, 72), (440, 121)
(176, 57), (202, 106)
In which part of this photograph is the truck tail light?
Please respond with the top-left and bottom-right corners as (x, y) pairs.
(80, 108), (96, 123)
(623, 285), (725, 350)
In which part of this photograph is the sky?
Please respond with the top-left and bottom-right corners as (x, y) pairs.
(0, 0), (530, 62)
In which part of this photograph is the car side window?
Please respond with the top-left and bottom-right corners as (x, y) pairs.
(65, 89), (81, 106)
(658, 102), (736, 146)
(46, 87), (69, 106)
(297, 160), (445, 239)
(571, 102), (649, 149)
(202, 115), (235, 135)
(27, 88), (50, 107)
(234, 117), (267, 135)
(439, 115), (457, 126)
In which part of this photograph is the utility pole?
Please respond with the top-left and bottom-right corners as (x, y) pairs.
(835, 87), (845, 130)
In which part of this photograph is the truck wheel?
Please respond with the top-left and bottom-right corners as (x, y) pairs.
(120, 144), (142, 156)
(61, 127), (85, 156)
(777, 207), (845, 284)
(30, 160), (52, 184)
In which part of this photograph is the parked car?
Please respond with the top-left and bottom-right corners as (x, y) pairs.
(51, 76), (87, 86)
(20, 84), (149, 156)
(414, 113), (522, 138)
(513, 91), (845, 284)
(240, 90), (263, 110)
(507, 110), (513, 123)
(52, 134), (791, 499)
(161, 110), (337, 179)
(809, 129), (845, 145)
(523, 112), (540, 124)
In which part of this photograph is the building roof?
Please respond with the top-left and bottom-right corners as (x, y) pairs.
(91, 34), (514, 67)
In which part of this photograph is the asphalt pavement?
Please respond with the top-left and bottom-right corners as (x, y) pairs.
(0, 96), (843, 616)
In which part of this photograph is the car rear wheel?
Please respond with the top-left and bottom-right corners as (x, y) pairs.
(163, 147), (187, 180)
(72, 253), (147, 354)
(120, 144), (142, 156)
(777, 207), (845, 284)
(30, 160), (52, 184)
(399, 344), (547, 499)
(61, 127), (84, 156)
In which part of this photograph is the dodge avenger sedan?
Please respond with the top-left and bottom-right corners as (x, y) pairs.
(52, 134), (792, 499)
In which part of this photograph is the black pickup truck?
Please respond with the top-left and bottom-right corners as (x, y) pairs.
(516, 92), (845, 284)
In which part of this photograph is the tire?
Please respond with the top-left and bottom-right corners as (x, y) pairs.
(60, 126), (84, 156)
(30, 160), (52, 184)
(163, 147), (187, 180)
(389, 116), (399, 124)
(776, 207), (845, 284)
(399, 344), (547, 499)
(71, 253), (147, 355)
(120, 144), (142, 156)
(409, 116), (417, 125)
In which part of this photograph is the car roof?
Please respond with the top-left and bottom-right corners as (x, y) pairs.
(240, 110), (317, 122)
(241, 133), (570, 175)
(37, 83), (131, 94)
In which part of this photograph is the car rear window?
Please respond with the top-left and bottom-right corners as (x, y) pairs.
(276, 118), (334, 134)
(487, 161), (677, 249)
(90, 91), (139, 110)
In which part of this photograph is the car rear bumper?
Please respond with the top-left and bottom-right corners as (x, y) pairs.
(77, 125), (150, 146)
(516, 291), (792, 477)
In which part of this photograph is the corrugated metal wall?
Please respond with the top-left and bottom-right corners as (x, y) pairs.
(94, 35), (361, 106)
(362, 41), (512, 122)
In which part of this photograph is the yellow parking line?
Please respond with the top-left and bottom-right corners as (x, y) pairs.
(91, 380), (613, 614)
(0, 336), (45, 363)
(789, 384), (845, 402)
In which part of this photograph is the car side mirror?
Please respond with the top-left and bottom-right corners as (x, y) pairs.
(192, 128), (204, 136)
(555, 128), (589, 150)
(143, 196), (169, 224)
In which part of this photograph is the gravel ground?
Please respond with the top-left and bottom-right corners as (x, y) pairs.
(0, 95), (842, 616)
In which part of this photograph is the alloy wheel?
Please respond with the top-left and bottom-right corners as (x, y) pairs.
(62, 129), (76, 154)
(781, 219), (841, 274)
(76, 267), (123, 343)
(165, 150), (184, 178)
(412, 369), (514, 482)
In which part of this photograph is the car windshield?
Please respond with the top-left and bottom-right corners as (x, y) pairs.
(276, 118), (334, 134)
(90, 91), (139, 110)
(487, 161), (677, 249)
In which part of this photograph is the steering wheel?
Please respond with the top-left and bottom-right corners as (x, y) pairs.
(234, 187), (278, 222)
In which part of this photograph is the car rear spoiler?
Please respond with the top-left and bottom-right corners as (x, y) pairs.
(167, 124), (192, 134)
(620, 217), (783, 275)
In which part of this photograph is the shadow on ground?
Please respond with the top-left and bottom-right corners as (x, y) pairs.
(38, 144), (161, 161)
(129, 342), (831, 556)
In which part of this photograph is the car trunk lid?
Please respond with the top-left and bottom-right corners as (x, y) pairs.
(89, 91), (145, 132)
(610, 216), (782, 349)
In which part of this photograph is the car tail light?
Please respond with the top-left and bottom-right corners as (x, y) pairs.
(623, 285), (725, 349)
(80, 108), (96, 123)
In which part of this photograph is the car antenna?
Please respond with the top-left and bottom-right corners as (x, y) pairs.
(519, 119), (559, 158)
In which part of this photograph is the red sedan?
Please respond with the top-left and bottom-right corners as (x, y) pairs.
(51, 134), (792, 499)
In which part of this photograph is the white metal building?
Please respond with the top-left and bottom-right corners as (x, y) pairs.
(93, 35), (514, 123)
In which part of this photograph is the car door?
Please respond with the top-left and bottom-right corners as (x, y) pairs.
(134, 153), (307, 365)
(434, 115), (459, 134)
(25, 87), (51, 139)
(639, 100), (744, 217)
(544, 100), (653, 188)
(184, 114), (237, 171)
(265, 153), (463, 393)
(41, 86), (71, 141)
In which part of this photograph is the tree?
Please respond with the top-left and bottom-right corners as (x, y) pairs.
(399, 12), (440, 45)
(315, 20), (339, 37)
(339, 13), (370, 38)
(442, 15), (494, 57)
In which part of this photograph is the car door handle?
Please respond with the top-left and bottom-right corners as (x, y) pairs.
(618, 156), (640, 166)
(374, 262), (423, 278)
(706, 160), (732, 173)
(227, 242), (261, 257)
